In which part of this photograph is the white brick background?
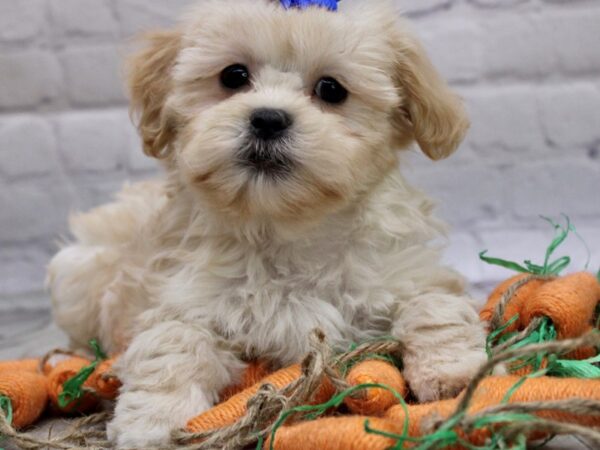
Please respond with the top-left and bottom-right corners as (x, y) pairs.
(1, 0), (600, 310)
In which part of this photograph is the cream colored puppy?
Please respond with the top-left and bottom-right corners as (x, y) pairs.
(48, 0), (486, 447)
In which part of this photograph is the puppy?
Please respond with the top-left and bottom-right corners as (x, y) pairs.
(47, 0), (487, 447)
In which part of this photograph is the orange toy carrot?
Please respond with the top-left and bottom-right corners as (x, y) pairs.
(88, 357), (121, 400)
(520, 272), (599, 339)
(385, 375), (600, 444)
(267, 416), (400, 450)
(0, 359), (41, 374)
(220, 360), (272, 402)
(47, 357), (99, 413)
(0, 371), (48, 429)
(480, 274), (549, 331)
(343, 359), (407, 416)
(187, 363), (335, 433)
(566, 326), (597, 360)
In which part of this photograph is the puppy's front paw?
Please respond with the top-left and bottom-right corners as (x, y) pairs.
(107, 407), (173, 449)
(108, 387), (212, 449)
(403, 347), (487, 402)
(108, 420), (171, 449)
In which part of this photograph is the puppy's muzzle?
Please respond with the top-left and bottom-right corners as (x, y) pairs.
(242, 108), (294, 175)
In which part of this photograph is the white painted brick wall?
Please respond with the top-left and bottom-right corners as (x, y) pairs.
(1, 0), (599, 305)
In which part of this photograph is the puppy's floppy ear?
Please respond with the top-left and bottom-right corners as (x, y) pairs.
(128, 30), (181, 159)
(392, 28), (470, 160)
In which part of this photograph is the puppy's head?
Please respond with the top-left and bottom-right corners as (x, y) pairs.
(128, 0), (468, 224)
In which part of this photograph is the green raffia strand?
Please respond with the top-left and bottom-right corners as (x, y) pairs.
(0, 395), (12, 426)
(0, 394), (12, 449)
(57, 339), (107, 409)
(479, 216), (577, 276)
(545, 353), (600, 378)
(502, 318), (556, 374)
(485, 316), (555, 374)
(492, 318), (600, 378)
(485, 314), (519, 358)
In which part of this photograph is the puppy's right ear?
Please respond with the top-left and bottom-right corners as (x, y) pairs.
(128, 31), (181, 159)
(391, 25), (469, 161)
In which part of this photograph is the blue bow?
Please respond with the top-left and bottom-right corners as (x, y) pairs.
(280, 0), (339, 12)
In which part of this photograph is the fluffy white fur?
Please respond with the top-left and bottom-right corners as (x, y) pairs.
(48, 0), (486, 447)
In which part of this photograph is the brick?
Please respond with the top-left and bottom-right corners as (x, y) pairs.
(418, 19), (483, 83)
(60, 45), (126, 106)
(73, 177), (130, 212)
(507, 160), (600, 219)
(463, 87), (545, 154)
(405, 163), (506, 226)
(49, 0), (117, 37)
(0, 116), (61, 178)
(0, 50), (62, 109)
(394, 0), (453, 16)
(56, 110), (129, 173)
(571, 226), (600, 276)
(0, 246), (51, 296)
(542, 10), (600, 76)
(468, 0), (530, 8)
(0, 0), (46, 43)
(126, 122), (160, 172)
(480, 15), (555, 79)
(0, 179), (74, 243)
(538, 84), (600, 149)
(442, 232), (486, 283)
(115, 0), (195, 36)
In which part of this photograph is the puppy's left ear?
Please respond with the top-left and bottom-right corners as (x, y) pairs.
(392, 28), (470, 160)
(128, 30), (182, 159)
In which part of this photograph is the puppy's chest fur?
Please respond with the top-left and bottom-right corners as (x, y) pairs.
(163, 229), (396, 365)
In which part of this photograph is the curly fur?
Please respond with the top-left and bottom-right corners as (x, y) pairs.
(47, 1), (485, 447)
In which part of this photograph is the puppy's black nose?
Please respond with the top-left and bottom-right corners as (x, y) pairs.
(250, 108), (292, 140)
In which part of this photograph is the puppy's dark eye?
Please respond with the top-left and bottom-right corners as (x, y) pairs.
(314, 77), (348, 104)
(220, 64), (250, 89)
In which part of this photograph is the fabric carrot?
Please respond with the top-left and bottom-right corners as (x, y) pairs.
(47, 357), (99, 413)
(267, 416), (399, 450)
(187, 363), (334, 433)
(0, 371), (48, 429)
(0, 359), (41, 374)
(479, 216), (580, 331)
(220, 360), (272, 402)
(343, 359), (407, 416)
(384, 375), (600, 444)
(566, 325), (597, 360)
(88, 357), (121, 400)
(520, 272), (599, 339)
(480, 274), (549, 331)
(0, 358), (51, 375)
